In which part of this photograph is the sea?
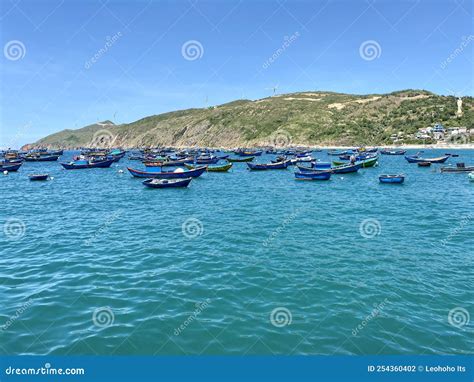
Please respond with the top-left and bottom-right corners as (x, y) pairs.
(1, 149), (472, 355)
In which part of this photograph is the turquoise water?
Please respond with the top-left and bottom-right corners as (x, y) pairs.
(1, 150), (473, 355)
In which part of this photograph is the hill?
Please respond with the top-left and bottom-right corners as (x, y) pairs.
(25, 90), (474, 149)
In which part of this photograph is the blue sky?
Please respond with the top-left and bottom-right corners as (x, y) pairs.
(1, 0), (472, 147)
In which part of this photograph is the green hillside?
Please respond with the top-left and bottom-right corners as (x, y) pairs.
(27, 90), (474, 148)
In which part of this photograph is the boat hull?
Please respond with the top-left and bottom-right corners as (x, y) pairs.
(60, 158), (114, 170)
(294, 171), (331, 180)
(128, 166), (207, 178)
(142, 178), (192, 188)
(405, 155), (449, 163)
(1, 163), (22, 172)
(29, 174), (49, 181)
(379, 175), (405, 184)
(247, 161), (290, 170)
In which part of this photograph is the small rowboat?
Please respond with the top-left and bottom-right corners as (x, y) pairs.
(405, 155), (449, 164)
(294, 171), (331, 180)
(379, 174), (405, 184)
(127, 166), (207, 179)
(247, 160), (290, 170)
(417, 161), (431, 167)
(235, 150), (263, 157)
(440, 163), (474, 173)
(228, 156), (254, 162)
(143, 177), (192, 188)
(185, 162), (233, 172)
(380, 150), (406, 155)
(24, 154), (60, 162)
(333, 156), (378, 168)
(144, 158), (191, 167)
(60, 158), (114, 169)
(28, 174), (49, 181)
(0, 163), (22, 172)
(331, 162), (361, 174)
(327, 150), (348, 156)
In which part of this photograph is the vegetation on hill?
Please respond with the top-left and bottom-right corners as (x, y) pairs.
(26, 90), (474, 148)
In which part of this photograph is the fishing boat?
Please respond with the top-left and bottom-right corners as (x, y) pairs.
(332, 155), (378, 168)
(417, 161), (431, 167)
(24, 154), (60, 162)
(28, 174), (49, 181)
(379, 174), (405, 184)
(405, 155), (449, 164)
(144, 158), (191, 167)
(380, 149), (406, 155)
(235, 150), (263, 157)
(331, 162), (362, 174)
(127, 166), (207, 179)
(142, 177), (192, 188)
(185, 162), (233, 172)
(294, 171), (331, 180)
(0, 163), (22, 172)
(312, 161), (331, 169)
(60, 158), (114, 170)
(327, 150), (347, 156)
(440, 163), (474, 173)
(227, 156), (254, 162)
(247, 160), (290, 170)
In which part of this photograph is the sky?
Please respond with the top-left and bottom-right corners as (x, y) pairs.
(0, 0), (473, 147)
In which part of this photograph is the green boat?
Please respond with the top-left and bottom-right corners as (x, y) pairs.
(228, 156), (254, 162)
(332, 156), (378, 168)
(185, 162), (233, 172)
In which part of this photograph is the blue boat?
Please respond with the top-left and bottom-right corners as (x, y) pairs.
(331, 162), (361, 174)
(28, 174), (49, 181)
(60, 158), (114, 170)
(294, 171), (331, 180)
(127, 166), (207, 179)
(296, 164), (321, 173)
(380, 149), (406, 155)
(379, 174), (405, 184)
(247, 160), (290, 170)
(0, 163), (22, 172)
(405, 155), (449, 164)
(142, 177), (192, 188)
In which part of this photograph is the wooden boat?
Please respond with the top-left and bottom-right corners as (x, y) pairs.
(127, 166), (207, 179)
(380, 150), (406, 155)
(440, 163), (474, 173)
(405, 155), (449, 164)
(24, 154), (60, 162)
(327, 150), (347, 156)
(185, 162), (233, 172)
(247, 160), (290, 170)
(228, 156), (254, 162)
(28, 174), (49, 181)
(294, 171), (331, 180)
(332, 156), (378, 168)
(235, 150), (263, 157)
(0, 163), (22, 172)
(312, 161), (331, 169)
(142, 177), (192, 188)
(379, 174), (405, 184)
(60, 158), (114, 170)
(417, 161), (431, 167)
(331, 162), (362, 174)
(144, 158), (191, 167)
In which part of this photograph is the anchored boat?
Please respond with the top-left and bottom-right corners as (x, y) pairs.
(379, 174), (405, 184)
